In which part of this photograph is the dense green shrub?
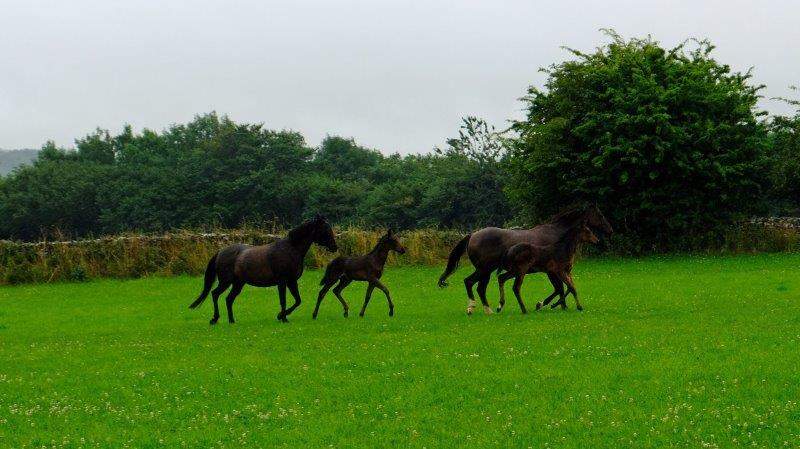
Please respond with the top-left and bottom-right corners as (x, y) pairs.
(765, 90), (800, 215)
(0, 114), (510, 240)
(508, 32), (770, 251)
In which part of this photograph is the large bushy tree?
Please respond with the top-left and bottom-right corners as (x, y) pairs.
(765, 88), (800, 215)
(508, 32), (769, 251)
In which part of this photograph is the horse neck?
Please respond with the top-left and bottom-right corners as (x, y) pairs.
(554, 227), (582, 262)
(288, 223), (315, 256)
(291, 237), (314, 256)
(368, 241), (391, 267)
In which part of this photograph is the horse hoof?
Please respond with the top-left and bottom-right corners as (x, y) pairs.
(389, 310), (394, 317)
(496, 307), (503, 313)
(359, 313), (364, 318)
(343, 311), (348, 318)
(209, 317), (219, 325)
(521, 309), (528, 314)
(312, 314), (317, 320)
(535, 302), (542, 310)
(466, 308), (474, 315)
(577, 305), (584, 311)
(483, 306), (493, 315)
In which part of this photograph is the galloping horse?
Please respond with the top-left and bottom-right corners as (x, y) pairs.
(189, 214), (337, 323)
(438, 204), (612, 314)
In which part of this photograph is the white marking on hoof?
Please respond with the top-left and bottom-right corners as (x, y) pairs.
(483, 305), (493, 315)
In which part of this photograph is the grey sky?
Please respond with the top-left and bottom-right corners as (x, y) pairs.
(1, 0), (798, 154)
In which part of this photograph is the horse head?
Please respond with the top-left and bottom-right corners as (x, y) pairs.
(311, 214), (338, 252)
(381, 228), (406, 254)
(584, 203), (613, 241)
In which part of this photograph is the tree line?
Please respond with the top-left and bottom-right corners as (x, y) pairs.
(1, 32), (798, 252)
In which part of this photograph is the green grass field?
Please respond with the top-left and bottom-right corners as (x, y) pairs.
(1, 254), (799, 448)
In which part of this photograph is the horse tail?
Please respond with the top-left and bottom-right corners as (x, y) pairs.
(189, 253), (217, 309)
(438, 233), (471, 288)
(320, 257), (345, 286)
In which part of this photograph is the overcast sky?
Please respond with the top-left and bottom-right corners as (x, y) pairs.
(1, 0), (798, 154)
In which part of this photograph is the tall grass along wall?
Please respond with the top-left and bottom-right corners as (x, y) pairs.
(1, 220), (797, 285)
(0, 229), (465, 285)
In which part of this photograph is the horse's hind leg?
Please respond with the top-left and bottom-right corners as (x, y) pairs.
(209, 280), (231, 325)
(224, 281), (244, 324)
(476, 273), (493, 315)
(333, 278), (352, 317)
(464, 271), (481, 315)
(512, 275), (528, 314)
(283, 279), (302, 317)
(313, 279), (337, 319)
(497, 271), (516, 313)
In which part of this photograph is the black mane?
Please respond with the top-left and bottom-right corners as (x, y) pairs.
(288, 218), (317, 243)
(547, 204), (588, 227)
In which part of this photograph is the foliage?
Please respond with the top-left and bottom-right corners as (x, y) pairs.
(508, 32), (770, 251)
(765, 87), (800, 215)
(2, 33), (799, 253)
(0, 113), (510, 240)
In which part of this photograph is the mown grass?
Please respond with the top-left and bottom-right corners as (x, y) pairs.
(1, 254), (799, 448)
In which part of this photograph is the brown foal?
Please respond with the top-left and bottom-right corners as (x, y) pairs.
(313, 229), (406, 319)
(496, 225), (598, 314)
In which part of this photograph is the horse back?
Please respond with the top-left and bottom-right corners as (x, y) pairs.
(234, 239), (305, 286)
(468, 227), (553, 270)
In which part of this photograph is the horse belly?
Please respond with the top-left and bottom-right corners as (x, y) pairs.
(468, 230), (528, 270)
(235, 258), (276, 286)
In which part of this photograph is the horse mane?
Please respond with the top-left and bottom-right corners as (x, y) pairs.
(547, 203), (588, 228)
(287, 219), (316, 243)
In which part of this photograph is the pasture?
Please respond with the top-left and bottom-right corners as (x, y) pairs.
(1, 254), (799, 448)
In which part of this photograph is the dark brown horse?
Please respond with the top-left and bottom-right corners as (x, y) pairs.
(189, 214), (337, 324)
(313, 229), (406, 319)
(438, 204), (612, 314)
(496, 225), (598, 314)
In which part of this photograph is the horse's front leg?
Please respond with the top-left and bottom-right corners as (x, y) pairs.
(561, 273), (582, 311)
(360, 283), (375, 318)
(539, 272), (564, 310)
(512, 275), (528, 314)
(372, 279), (394, 317)
(496, 271), (516, 313)
(277, 283), (288, 322)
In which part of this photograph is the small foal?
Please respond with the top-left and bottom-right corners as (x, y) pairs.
(497, 225), (598, 313)
(313, 229), (406, 319)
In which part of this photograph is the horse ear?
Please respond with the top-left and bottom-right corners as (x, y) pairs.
(387, 228), (394, 237)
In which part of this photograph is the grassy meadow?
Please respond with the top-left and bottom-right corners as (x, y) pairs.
(1, 254), (799, 448)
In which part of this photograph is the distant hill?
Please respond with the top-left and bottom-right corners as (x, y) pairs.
(0, 149), (38, 175)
